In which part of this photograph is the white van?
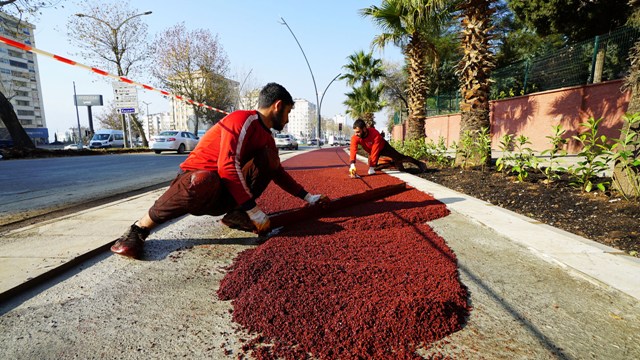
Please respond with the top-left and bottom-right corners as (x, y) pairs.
(89, 129), (125, 149)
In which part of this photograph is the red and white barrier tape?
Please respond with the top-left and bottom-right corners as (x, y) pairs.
(0, 35), (229, 115)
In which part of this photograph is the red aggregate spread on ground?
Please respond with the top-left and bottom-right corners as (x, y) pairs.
(217, 147), (469, 359)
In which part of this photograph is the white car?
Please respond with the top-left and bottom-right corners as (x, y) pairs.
(63, 143), (85, 150)
(274, 134), (299, 150)
(150, 131), (199, 154)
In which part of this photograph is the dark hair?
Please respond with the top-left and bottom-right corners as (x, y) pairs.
(258, 82), (294, 108)
(353, 119), (366, 129)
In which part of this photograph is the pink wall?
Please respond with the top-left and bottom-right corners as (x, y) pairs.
(392, 80), (631, 154)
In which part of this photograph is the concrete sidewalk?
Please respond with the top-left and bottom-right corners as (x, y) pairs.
(1, 153), (638, 302)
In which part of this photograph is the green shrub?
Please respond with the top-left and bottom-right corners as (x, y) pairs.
(568, 117), (615, 192)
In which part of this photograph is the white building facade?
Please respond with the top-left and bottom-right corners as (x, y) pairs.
(0, 12), (47, 145)
(142, 111), (173, 139)
(286, 98), (316, 140)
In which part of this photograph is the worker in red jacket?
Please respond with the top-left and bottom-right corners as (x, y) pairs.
(349, 119), (426, 177)
(111, 83), (328, 259)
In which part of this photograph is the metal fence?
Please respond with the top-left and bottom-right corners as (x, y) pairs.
(491, 26), (639, 99)
(405, 26), (640, 119)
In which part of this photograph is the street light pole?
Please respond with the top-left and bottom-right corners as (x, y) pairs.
(75, 10), (152, 147)
(142, 101), (151, 138)
(237, 69), (253, 110)
(319, 73), (341, 138)
(280, 17), (329, 147)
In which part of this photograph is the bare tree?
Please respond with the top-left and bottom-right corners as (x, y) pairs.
(150, 23), (231, 134)
(234, 68), (260, 110)
(95, 101), (124, 130)
(0, 0), (61, 149)
(66, 1), (151, 146)
(0, 0), (61, 18)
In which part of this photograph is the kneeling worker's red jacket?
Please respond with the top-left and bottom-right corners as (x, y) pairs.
(179, 110), (305, 210)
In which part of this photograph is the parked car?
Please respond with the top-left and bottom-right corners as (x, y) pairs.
(329, 136), (347, 146)
(150, 130), (199, 154)
(274, 133), (299, 150)
(63, 143), (85, 150)
(89, 129), (125, 149)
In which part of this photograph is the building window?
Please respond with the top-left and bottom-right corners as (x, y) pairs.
(9, 60), (28, 69)
(7, 49), (23, 58)
(16, 100), (29, 106)
(17, 109), (34, 116)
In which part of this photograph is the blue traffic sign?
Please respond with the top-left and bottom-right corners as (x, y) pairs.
(119, 108), (136, 114)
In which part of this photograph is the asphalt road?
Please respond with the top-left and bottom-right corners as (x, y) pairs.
(0, 153), (186, 226)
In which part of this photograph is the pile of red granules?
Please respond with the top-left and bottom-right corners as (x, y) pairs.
(217, 148), (469, 359)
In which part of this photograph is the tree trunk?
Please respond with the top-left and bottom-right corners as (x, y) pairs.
(612, 85), (640, 197)
(130, 114), (148, 147)
(593, 47), (606, 84)
(456, 0), (495, 167)
(363, 112), (375, 128)
(0, 91), (34, 149)
(405, 35), (428, 140)
(457, 108), (491, 166)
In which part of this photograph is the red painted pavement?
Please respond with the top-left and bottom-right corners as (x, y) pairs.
(218, 147), (469, 359)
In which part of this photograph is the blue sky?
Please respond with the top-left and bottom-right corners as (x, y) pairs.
(30, 1), (404, 140)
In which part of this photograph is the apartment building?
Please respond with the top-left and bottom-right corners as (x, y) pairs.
(141, 111), (173, 138)
(0, 12), (47, 145)
(166, 73), (239, 133)
(286, 98), (317, 140)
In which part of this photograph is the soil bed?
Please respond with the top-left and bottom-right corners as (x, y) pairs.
(415, 165), (639, 257)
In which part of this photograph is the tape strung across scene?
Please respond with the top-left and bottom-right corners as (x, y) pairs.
(0, 35), (229, 115)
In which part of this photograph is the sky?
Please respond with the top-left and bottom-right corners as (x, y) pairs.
(27, 0), (404, 141)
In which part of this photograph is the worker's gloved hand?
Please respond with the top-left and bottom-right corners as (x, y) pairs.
(246, 206), (271, 234)
(368, 166), (376, 175)
(349, 163), (357, 178)
(304, 193), (329, 206)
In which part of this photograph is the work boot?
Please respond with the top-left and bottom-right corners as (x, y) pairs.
(111, 224), (150, 259)
(221, 209), (256, 232)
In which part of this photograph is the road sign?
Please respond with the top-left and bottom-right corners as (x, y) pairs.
(74, 94), (103, 106)
(118, 108), (137, 114)
(113, 82), (139, 114)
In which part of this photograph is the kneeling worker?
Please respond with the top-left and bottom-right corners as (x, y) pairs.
(111, 83), (328, 259)
(349, 119), (426, 177)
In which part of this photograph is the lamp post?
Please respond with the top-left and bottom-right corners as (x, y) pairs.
(75, 10), (152, 147)
(237, 69), (253, 110)
(280, 17), (340, 147)
(319, 73), (341, 140)
(142, 101), (151, 138)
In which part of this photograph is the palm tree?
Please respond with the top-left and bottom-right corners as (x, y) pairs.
(340, 50), (385, 126)
(361, 0), (451, 140)
(341, 50), (385, 87)
(343, 82), (385, 126)
(613, 0), (640, 197)
(456, 0), (496, 166)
